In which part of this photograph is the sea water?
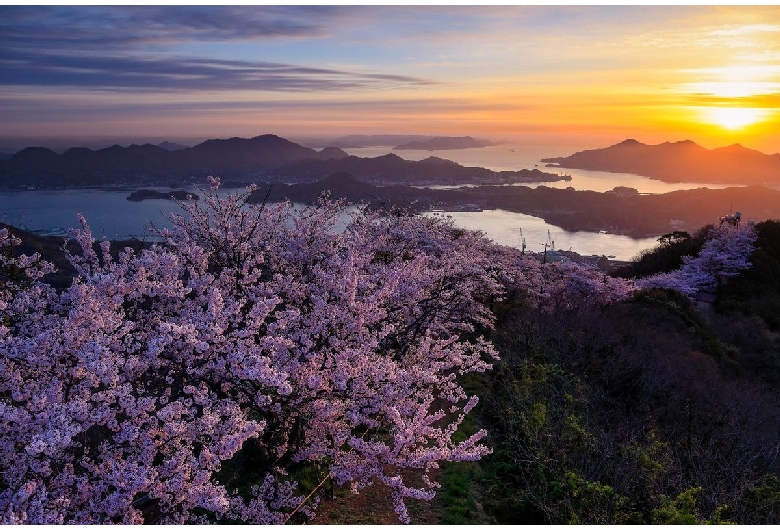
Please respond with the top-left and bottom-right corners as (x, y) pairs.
(0, 144), (736, 261)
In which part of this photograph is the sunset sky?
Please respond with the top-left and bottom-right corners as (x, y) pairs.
(2, 5), (780, 152)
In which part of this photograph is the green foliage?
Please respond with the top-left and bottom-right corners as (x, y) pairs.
(438, 462), (483, 524)
(629, 288), (741, 370)
(652, 487), (702, 524)
(474, 269), (780, 525)
(478, 358), (620, 524)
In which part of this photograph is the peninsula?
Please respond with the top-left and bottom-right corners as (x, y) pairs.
(126, 189), (199, 202)
(542, 139), (780, 185)
(245, 172), (780, 238)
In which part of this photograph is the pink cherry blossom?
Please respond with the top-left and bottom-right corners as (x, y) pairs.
(0, 181), (758, 523)
(1, 183), (503, 523)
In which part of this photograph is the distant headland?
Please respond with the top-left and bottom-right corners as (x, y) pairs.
(542, 139), (780, 185)
(240, 171), (780, 239)
(126, 189), (199, 202)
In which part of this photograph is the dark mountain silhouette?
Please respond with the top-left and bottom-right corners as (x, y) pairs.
(248, 171), (478, 211)
(542, 139), (780, 184)
(157, 141), (189, 151)
(393, 136), (494, 151)
(0, 133), (565, 190)
(266, 152), (566, 186)
(0, 134), (350, 189)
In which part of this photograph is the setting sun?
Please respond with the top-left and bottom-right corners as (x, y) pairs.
(704, 107), (768, 130)
(679, 60), (779, 141)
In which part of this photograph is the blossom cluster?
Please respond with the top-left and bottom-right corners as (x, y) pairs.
(0, 180), (758, 523)
(1, 184), (504, 524)
(636, 222), (758, 296)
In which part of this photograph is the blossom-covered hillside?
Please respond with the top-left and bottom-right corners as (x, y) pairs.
(0, 180), (775, 524)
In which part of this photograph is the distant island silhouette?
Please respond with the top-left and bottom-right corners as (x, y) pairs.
(242, 172), (780, 238)
(392, 136), (494, 151)
(297, 134), (494, 149)
(0, 134), (561, 190)
(542, 139), (780, 185)
(126, 189), (199, 202)
(156, 141), (190, 151)
(264, 153), (563, 186)
(5, 133), (780, 239)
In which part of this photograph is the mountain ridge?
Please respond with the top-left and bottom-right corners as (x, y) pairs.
(0, 134), (351, 189)
(542, 139), (780, 185)
(0, 133), (566, 189)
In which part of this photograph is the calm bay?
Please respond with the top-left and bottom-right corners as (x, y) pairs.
(0, 143), (738, 261)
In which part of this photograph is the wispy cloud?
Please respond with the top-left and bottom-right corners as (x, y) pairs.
(0, 6), (433, 93)
(0, 51), (433, 92)
(682, 92), (780, 109)
(709, 23), (780, 37)
(0, 95), (512, 116)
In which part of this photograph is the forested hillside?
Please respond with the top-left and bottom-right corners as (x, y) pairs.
(469, 218), (780, 524)
(1, 180), (779, 524)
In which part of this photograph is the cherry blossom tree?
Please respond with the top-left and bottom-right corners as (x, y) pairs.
(1, 176), (759, 524)
(1, 180), (503, 524)
(637, 222), (757, 296)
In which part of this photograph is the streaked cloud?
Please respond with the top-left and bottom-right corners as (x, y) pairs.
(709, 23), (780, 37)
(0, 51), (433, 92)
(682, 93), (780, 109)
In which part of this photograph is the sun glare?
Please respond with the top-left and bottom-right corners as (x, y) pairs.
(703, 107), (767, 130)
(682, 62), (778, 133)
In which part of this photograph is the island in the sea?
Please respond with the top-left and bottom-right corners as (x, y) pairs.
(392, 136), (494, 151)
(542, 138), (780, 185)
(126, 189), (199, 202)
(264, 153), (566, 186)
(243, 171), (780, 238)
(7, 133), (780, 240)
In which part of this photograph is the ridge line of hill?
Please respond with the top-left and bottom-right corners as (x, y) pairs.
(0, 134), (564, 190)
(542, 138), (780, 185)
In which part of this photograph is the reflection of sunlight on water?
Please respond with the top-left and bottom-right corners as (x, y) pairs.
(524, 168), (732, 194)
(3, 143), (769, 261)
(425, 209), (659, 262)
(344, 145), (738, 194)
